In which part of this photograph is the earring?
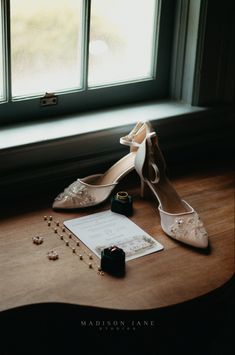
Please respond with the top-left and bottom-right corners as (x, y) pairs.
(47, 250), (59, 260)
(32, 236), (44, 245)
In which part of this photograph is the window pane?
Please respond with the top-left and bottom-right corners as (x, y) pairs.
(88, 0), (157, 87)
(11, 0), (83, 98)
(0, 3), (4, 101)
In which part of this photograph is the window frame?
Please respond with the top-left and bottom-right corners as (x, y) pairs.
(0, 0), (175, 125)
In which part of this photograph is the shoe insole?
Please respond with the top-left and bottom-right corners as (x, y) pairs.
(148, 179), (188, 213)
(95, 152), (136, 186)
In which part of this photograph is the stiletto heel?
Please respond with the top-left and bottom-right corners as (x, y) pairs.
(140, 179), (148, 198)
(53, 121), (153, 209)
(135, 130), (208, 249)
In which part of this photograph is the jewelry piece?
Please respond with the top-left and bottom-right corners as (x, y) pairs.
(111, 191), (133, 216)
(44, 216), (104, 275)
(32, 235), (44, 245)
(117, 191), (129, 200)
(47, 250), (59, 260)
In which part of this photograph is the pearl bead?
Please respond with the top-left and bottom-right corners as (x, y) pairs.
(60, 235), (63, 240)
(89, 254), (93, 260)
(56, 222), (59, 226)
(98, 266), (102, 272)
(72, 248), (76, 253)
(76, 241), (80, 246)
(79, 255), (83, 260)
(47, 222), (51, 226)
(69, 234), (72, 239)
(89, 263), (92, 269)
(65, 241), (69, 246)
(49, 216), (53, 221)
(62, 227), (65, 232)
(44, 216), (47, 221)
(54, 228), (57, 233)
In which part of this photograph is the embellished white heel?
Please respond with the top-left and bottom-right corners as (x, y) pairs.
(135, 131), (208, 249)
(53, 121), (152, 209)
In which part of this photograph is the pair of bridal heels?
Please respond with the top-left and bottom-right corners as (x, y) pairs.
(53, 122), (208, 249)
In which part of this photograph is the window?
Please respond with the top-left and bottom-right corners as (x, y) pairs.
(0, 0), (174, 124)
(0, 3), (4, 101)
(10, 0), (84, 97)
(88, 0), (156, 87)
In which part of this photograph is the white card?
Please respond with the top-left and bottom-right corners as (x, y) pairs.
(64, 210), (163, 261)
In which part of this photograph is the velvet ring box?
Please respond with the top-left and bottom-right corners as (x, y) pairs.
(101, 246), (125, 276)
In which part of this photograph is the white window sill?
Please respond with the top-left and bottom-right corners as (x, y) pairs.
(0, 100), (206, 150)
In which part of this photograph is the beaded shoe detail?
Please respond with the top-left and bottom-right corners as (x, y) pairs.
(164, 209), (208, 248)
(53, 175), (115, 209)
(55, 180), (96, 208)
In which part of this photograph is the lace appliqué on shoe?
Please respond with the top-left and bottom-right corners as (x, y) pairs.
(55, 181), (96, 207)
(169, 213), (207, 241)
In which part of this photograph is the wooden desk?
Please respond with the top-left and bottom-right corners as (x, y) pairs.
(0, 166), (234, 313)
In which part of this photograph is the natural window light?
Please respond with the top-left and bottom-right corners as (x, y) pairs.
(11, 0), (83, 97)
(88, 0), (156, 87)
(10, 0), (157, 97)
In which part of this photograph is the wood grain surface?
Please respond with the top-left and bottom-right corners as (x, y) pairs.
(0, 167), (234, 312)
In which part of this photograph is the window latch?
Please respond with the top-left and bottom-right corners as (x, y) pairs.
(40, 92), (58, 107)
